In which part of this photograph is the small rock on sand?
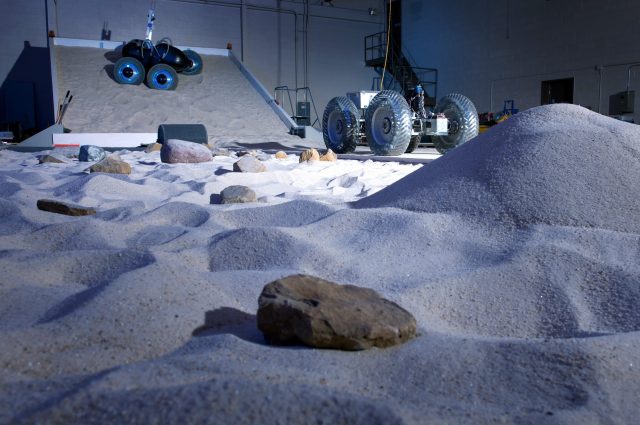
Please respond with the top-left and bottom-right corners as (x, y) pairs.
(38, 154), (67, 164)
(211, 147), (232, 157)
(275, 151), (287, 159)
(220, 185), (257, 204)
(37, 199), (96, 216)
(144, 143), (162, 153)
(233, 156), (267, 173)
(299, 148), (320, 162)
(89, 155), (132, 174)
(257, 274), (417, 350)
(320, 149), (337, 162)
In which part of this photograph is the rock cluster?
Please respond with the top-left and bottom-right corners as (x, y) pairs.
(257, 274), (417, 350)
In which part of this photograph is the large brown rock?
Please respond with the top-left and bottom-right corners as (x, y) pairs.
(160, 139), (213, 164)
(257, 274), (417, 350)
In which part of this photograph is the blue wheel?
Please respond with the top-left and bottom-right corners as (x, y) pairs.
(146, 64), (178, 90)
(114, 57), (145, 85)
(182, 49), (203, 76)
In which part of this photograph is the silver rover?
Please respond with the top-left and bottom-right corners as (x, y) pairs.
(322, 90), (479, 156)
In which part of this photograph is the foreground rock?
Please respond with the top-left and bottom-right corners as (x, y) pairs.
(37, 199), (96, 216)
(78, 145), (106, 162)
(299, 148), (320, 162)
(275, 151), (288, 159)
(220, 185), (257, 204)
(89, 156), (131, 174)
(257, 274), (417, 350)
(233, 156), (267, 173)
(160, 139), (213, 164)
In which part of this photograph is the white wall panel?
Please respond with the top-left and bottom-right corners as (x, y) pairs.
(404, 0), (640, 122)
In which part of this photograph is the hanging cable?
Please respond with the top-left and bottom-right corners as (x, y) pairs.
(380, 0), (392, 91)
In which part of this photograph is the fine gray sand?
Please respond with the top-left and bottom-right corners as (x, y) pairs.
(54, 46), (307, 148)
(1, 103), (640, 424)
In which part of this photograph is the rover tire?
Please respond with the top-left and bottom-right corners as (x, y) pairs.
(147, 64), (179, 90)
(364, 90), (412, 156)
(322, 96), (360, 154)
(405, 135), (421, 153)
(432, 93), (479, 154)
(114, 57), (145, 85)
(182, 49), (203, 75)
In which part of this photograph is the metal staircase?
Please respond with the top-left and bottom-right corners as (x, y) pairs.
(364, 31), (438, 106)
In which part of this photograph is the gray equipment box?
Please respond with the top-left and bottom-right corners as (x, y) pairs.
(609, 91), (635, 115)
(296, 102), (311, 125)
(347, 91), (379, 110)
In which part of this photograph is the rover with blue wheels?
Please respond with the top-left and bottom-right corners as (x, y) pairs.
(113, 38), (203, 90)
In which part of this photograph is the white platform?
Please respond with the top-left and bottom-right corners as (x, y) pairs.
(52, 133), (156, 148)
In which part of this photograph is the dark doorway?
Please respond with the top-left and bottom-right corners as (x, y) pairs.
(388, 0), (402, 51)
(541, 78), (574, 105)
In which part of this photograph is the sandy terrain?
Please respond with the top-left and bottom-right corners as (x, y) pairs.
(54, 45), (306, 148)
(1, 103), (639, 424)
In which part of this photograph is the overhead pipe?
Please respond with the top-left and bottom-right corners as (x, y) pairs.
(165, 0), (300, 88)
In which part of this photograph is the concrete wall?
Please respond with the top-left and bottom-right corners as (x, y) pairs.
(403, 0), (640, 121)
(1, 0), (384, 133)
(0, 0), (54, 132)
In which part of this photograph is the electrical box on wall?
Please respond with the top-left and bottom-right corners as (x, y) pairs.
(296, 102), (311, 126)
(609, 91), (635, 116)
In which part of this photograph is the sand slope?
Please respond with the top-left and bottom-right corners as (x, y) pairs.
(54, 46), (310, 148)
(1, 104), (640, 424)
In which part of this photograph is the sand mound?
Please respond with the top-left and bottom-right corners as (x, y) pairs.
(356, 104), (640, 233)
(217, 199), (338, 228)
(0, 199), (35, 235)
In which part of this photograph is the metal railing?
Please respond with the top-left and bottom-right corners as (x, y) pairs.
(364, 31), (438, 101)
(273, 86), (320, 128)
